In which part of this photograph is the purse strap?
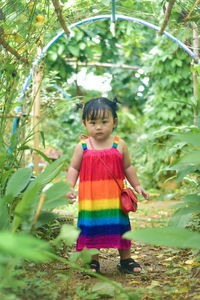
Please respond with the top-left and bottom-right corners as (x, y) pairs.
(89, 138), (123, 192)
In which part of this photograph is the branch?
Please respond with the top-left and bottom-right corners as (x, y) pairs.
(65, 60), (139, 70)
(159, 0), (176, 36)
(0, 27), (29, 64)
(183, 13), (200, 22)
(183, 0), (200, 22)
(52, 0), (70, 36)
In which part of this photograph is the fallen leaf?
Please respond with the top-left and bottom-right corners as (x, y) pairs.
(175, 286), (189, 294)
(128, 280), (141, 284)
(185, 259), (194, 265)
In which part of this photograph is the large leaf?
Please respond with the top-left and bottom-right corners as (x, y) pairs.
(176, 165), (199, 182)
(169, 206), (200, 228)
(173, 133), (200, 147)
(12, 155), (68, 232)
(91, 282), (115, 298)
(36, 211), (58, 228)
(42, 181), (71, 210)
(182, 194), (200, 204)
(0, 231), (54, 262)
(124, 227), (200, 249)
(12, 183), (41, 232)
(0, 198), (9, 230)
(177, 151), (200, 165)
(55, 224), (80, 246)
(26, 154), (68, 192)
(5, 167), (32, 199)
(79, 248), (99, 264)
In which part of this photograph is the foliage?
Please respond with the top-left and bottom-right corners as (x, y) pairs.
(125, 120), (200, 248)
(134, 37), (194, 188)
(1, 0), (200, 299)
(124, 227), (200, 249)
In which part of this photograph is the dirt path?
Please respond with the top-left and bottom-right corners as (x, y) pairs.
(24, 200), (200, 299)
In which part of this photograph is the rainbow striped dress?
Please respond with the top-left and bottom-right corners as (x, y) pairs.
(76, 136), (131, 251)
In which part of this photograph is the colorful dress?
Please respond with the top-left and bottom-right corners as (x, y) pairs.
(76, 136), (131, 251)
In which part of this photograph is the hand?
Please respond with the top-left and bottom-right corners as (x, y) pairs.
(66, 190), (77, 204)
(134, 185), (149, 200)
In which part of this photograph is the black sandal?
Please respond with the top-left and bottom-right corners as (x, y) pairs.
(83, 260), (100, 276)
(117, 258), (142, 274)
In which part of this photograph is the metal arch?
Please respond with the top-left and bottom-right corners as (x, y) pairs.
(11, 14), (200, 137)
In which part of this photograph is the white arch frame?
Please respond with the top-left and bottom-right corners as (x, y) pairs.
(11, 14), (200, 135)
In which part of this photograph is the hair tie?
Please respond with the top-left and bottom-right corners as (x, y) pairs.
(113, 97), (121, 104)
(75, 103), (83, 111)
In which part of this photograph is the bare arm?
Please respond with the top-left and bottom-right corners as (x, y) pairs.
(66, 142), (83, 200)
(122, 140), (149, 200)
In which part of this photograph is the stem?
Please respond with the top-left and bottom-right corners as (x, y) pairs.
(32, 194), (46, 228)
(46, 251), (126, 293)
(192, 23), (199, 125)
(183, 0), (200, 22)
(183, 14), (200, 23)
(65, 60), (138, 70)
(51, 0), (70, 36)
(0, 27), (29, 64)
(159, 0), (176, 36)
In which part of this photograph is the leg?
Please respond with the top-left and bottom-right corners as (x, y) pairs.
(90, 254), (100, 273)
(83, 254), (100, 276)
(118, 249), (141, 274)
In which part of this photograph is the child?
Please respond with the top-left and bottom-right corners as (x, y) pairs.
(66, 97), (149, 274)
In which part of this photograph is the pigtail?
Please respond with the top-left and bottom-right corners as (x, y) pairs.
(113, 97), (121, 104)
(76, 103), (84, 110)
(112, 97), (121, 114)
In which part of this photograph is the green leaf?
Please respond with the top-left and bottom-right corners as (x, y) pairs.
(32, 148), (51, 164)
(56, 224), (80, 246)
(178, 151), (200, 165)
(0, 231), (54, 262)
(12, 183), (41, 232)
(197, 115), (200, 130)
(80, 248), (99, 264)
(27, 154), (68, 191)
(169, 206), (200, 228)
(40, 131), (46, 148)
(68, 45), (80, 57)
(91, 282), (115, 298)
(0, 199), (9, 230)
(5, 168), (32, 198)
(42, 181), (71, 210)
(123, 227), (200, 249)
(173, 133), (200, 147)
(36, 211), (57, 228)
(182, 194), (200, 204)
(175, 165), (199, 182)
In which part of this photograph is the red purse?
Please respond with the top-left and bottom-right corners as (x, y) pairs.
(88, 138), (138, 215)
(120, 187), (138, 215)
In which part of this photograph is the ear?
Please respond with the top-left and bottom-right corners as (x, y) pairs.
(113, 118), (118, 128)
(83, 120), (86, 127)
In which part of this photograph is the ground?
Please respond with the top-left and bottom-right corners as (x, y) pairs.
(22, 200), (200, 300)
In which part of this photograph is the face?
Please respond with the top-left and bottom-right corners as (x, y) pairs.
(83, 110), (118, 141)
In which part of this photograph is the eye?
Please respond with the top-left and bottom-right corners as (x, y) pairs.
(103, 120), (108, 124)
(90, 121), (95, 125)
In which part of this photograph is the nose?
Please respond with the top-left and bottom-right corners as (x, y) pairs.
(96, 123), (102, 130)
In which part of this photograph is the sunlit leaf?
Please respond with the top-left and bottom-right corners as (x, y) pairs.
(56, 224), (80, 246)
(91, 282), (115, 298)
(5, 167), (32, 198)
(124, 227), (200, 249)
(0, 231), (54, 262)
(173, 133), (200, 147)
(0, 198), (9, 230)
(42, 181), (71, 210)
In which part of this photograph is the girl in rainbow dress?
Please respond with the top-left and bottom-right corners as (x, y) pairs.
(66, 97), (149, 274)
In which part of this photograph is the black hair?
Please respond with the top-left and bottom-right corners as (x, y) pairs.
(82, 97), (119, 121)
